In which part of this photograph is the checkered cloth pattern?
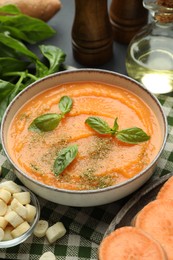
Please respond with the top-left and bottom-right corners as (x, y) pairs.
(0, 94), (173, 260)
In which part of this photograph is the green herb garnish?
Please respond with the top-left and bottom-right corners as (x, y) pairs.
(29, 96), (73, 132)
(85, 116), (150, 144)
(53, 144), (78, 176)
(29, 113), (62, 132)
(59, 95), (73, 114)
(0, 5), (66, 123)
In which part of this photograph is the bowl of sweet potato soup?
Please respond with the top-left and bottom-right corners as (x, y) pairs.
(1, 69), (167, 206)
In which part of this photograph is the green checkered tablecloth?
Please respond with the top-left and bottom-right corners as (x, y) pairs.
(0, 94), (173, 260)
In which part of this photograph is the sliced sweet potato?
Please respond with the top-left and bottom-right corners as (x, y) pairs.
(135, 199), (173, 260)
(157, 176), (173, 200)
(0, 0), (62, 21)
(98, 226), (166, 260)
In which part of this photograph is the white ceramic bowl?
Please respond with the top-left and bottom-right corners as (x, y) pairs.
(1, 69), (167, 207)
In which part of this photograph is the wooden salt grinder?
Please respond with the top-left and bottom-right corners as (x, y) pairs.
(109, 0), (148, 44)
(72, 0), (113, 66)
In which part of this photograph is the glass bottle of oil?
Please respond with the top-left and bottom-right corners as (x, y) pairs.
(126, 0), (173, 94)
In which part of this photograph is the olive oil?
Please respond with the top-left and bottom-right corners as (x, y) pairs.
(126, 0), (173, 94)
(126, 36), (173, 94)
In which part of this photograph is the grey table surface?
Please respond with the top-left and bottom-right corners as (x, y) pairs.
(40, 0), (128, 74)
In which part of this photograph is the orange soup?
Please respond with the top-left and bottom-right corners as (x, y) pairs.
(7, 82), (161, 190)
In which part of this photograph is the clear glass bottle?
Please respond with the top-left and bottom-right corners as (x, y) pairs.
(126, 0), (173, 94)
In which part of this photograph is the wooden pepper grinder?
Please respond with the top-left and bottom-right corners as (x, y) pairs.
(72, 0), (113, 66)
(109, 0), (148, 44)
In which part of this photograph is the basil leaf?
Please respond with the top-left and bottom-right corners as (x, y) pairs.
(0, 42), (20, 59)
(0, 79), (16, 102)
(54, 144), (78, 176)
(29, 113), (62, 132)
(0, 88), (16, 123)
(0, 6), (67, 125)
(0, 25), (33, 44)
(116, 127), (150, 144)
(35, 59), (49, 79)
(85, 116), (150, 144)
(9, 15), (55, 44)
(0, 79), (23, 122)
(0, 4), (21, 14)
(59, 96), (73, 114)
(0, 57), (29, 76)
(0, 7), (55, 44)
(0, 32), (37, 60)
(112, 117), (119, 132)
(28, 96), (72, 132)
(39, 45), (66, 74)
(85, 116), (112, 134)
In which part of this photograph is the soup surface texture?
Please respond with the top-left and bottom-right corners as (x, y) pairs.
(7, 82), (161, 190)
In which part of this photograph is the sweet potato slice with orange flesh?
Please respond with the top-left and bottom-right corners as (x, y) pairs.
(98, 226), (167, 260)
(134, 199), (173, 260)
(157, 176), (173, 200)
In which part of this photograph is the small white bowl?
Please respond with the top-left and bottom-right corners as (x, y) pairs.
(0, 69), (167, 207)
(0, 185), (40, 248)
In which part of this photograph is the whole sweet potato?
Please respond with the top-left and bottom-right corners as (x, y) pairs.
(0, 0), (62, 21)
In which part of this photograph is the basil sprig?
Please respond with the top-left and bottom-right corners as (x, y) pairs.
(85, 116), (150, 144)
(0, 5), (67, 124)
(29, 96), (73, 132)
(59, 95), (73, 114)
(53, 144), (78, 176)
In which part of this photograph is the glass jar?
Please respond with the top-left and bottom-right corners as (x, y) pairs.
(126, 0), (173, 94)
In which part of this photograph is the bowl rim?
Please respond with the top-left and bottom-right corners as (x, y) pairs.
(0, 185), (40, 248)
(0, 68), (168, 195)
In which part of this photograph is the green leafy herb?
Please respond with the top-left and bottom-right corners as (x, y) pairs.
(53, 144), (78, 176)
(39, 45), (66, 74)
(85, 116), (150, 144)
(116, 127), (150, 144)
(59, 96), (73, 115)
(0, 5), (66, 124)
(0, 32), (38, 60)
(29, 113), (62, 132)
(85, 117), (113, 134)
(0, 5), (55, 44)
(29, 96), (73, 132)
